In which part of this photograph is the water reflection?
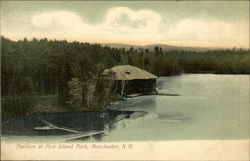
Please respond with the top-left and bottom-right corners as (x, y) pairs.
(158, 113), (193, 123)
(2, 109), (147, 142)
(2, 74), (249, 142)
(109, 95), (157, 113)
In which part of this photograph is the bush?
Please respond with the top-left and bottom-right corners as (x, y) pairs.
(2, 96), (37, 118)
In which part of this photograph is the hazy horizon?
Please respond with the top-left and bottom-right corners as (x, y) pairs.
(2, 36), (249, 50)
(1, 1), (249, 48)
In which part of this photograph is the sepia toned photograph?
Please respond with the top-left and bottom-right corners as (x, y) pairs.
(1, 0), (249, 160)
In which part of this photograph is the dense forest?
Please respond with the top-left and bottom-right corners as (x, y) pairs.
(1, 36), (250, 117)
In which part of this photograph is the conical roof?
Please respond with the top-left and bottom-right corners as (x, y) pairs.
(102, 65), (158, 80)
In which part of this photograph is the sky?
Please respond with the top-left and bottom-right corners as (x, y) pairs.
(1, 1), (249, 48)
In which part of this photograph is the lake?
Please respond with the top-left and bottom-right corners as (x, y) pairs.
(103, 74), (249, 141)
(2, 74), (249, 142)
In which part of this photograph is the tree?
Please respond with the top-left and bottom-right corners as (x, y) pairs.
(67, 77), (83, 106)
(120, 80), (128, 97)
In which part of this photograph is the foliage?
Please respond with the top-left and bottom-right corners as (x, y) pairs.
(67, 77), (83, 106)
(1, 36), (250, 116)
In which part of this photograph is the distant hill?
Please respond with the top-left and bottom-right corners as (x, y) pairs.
(101, 43), (220, 52)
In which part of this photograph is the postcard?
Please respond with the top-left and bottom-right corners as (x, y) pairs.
(1, 1), (249, 160)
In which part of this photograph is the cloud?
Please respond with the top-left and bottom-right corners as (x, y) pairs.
(103, 7), (162, 32)
(167, 18), (234, 40)
(6, 7), (245, 47)
(32, 11), (83, 28)
(31, 7), (163, 38)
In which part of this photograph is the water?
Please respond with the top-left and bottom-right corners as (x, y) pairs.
(103, 74), (249, 141)
(2, 74), (249, 142)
